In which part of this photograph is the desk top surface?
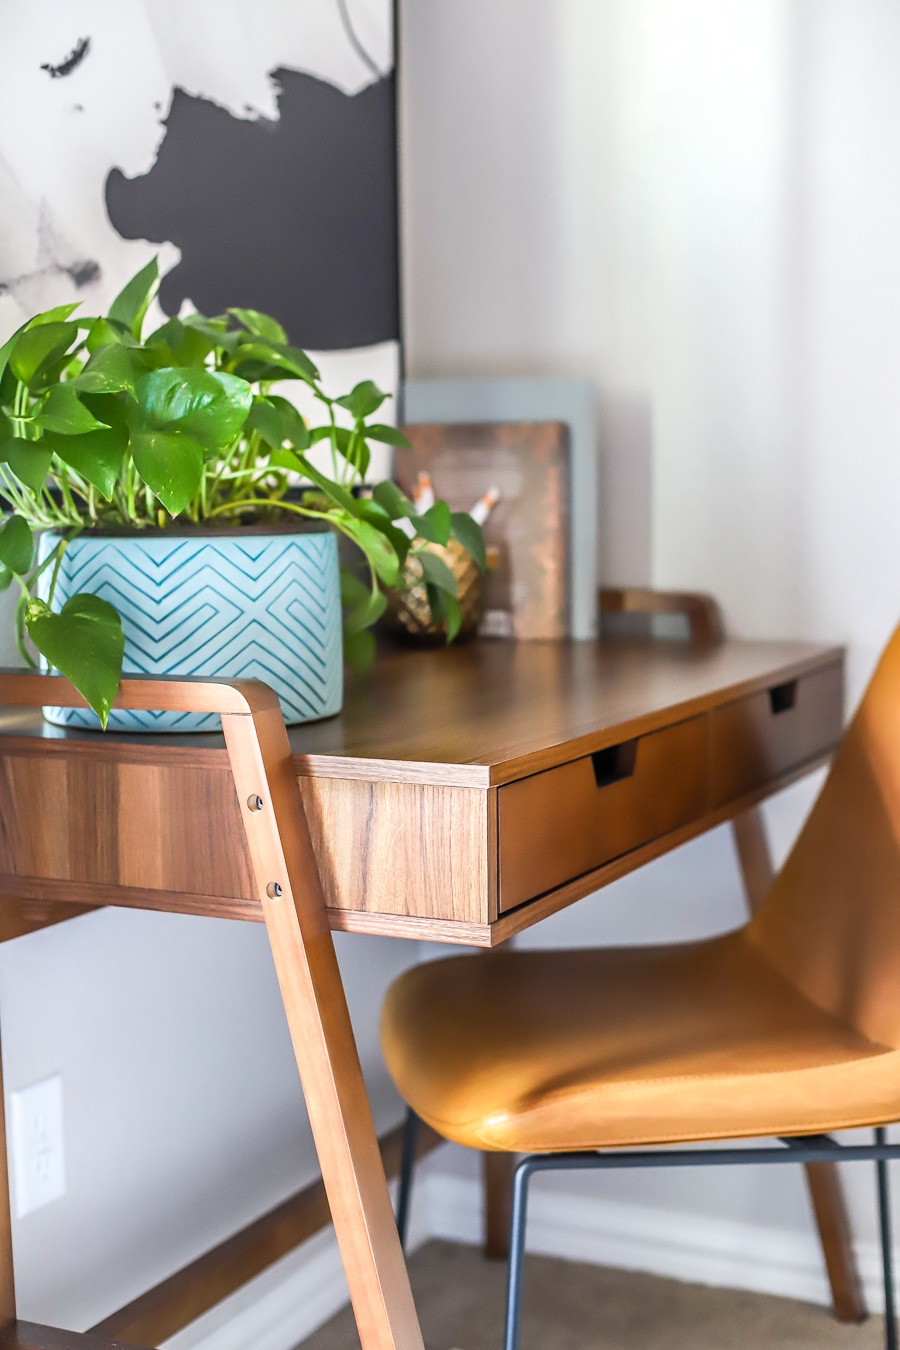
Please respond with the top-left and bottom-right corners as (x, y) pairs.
(0, 637), (843, 787)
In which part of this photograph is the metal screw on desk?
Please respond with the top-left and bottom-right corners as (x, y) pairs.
(266, 882), (283, 899)
(248, 794), (264, 811)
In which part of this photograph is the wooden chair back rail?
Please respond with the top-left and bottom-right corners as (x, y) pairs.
(0, 671), (424, 1350)
(599, 586), (725, 646)
(0, 670), (279, 716)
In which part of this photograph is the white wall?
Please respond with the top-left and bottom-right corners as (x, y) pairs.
(400, 0), (900, 1274)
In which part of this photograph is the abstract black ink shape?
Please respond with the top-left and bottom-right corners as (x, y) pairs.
(41, 37), (90, 79)
(105, 69), (399, 352)
(66, 259), (101, 287)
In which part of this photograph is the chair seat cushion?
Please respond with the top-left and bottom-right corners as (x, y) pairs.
(380, 931), (900, 1151)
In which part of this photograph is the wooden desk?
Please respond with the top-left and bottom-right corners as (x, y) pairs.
(0, 635), (852, 1349)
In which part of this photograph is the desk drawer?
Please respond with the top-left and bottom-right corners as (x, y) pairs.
(498, 716), (707, 911)
(710, 662), (843, 807)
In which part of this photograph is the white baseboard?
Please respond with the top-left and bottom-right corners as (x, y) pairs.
(162, 1166), (893, 1350)
(161, 1179), (431, 1350)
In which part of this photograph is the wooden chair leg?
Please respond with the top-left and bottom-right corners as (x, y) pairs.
(732, 806), (867, 1323)
(483, 1152), (515, 1260)
(222, 708), (424, 1350)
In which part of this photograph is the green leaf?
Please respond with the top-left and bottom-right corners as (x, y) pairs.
(45, 426), (127, 499)
(344, 427), (370, 481)
(450, 511), (487, 571)
(108, 257), (159, 340)
(0, 515), (34, 574)
(364, 423), (411, 448)
(351, 500), (411, 564)
(66, 342), (137, 397)
(86, 317), (128, 353)
(343, 586), (388, 636)
(79, 392), (129, 438)
(442, 591), (463, 642)
(343, 627), (375, 675)
(271, 448), (359, 515)
(309, 425), (352, 455)
(0, 568), (12, 593)
(423, 583), (461, 642)
(25, 593), (124, 729)
(341, 516), (402, 586)
(180, 314), (244, 353)
(130, 428), (204, 515)
(268, 395), (310, 450)
(413, 501), (451, 547)
(26, 302), (82, 327)
(0, 322), (27, 386)
(227, 308), (287, 344)
(336, 380), (388, 420)
(4, 440), (53, 491)
(418, 548), (458, 596)
(372, 480), (414, 520)
(10, 322), (78, 387)
(229, 341), (318, 384)
(38, 384), (110, 435)
(146, 317), (215, 368)
(246, 395), (285, 450)
(134, 367), (252, 452)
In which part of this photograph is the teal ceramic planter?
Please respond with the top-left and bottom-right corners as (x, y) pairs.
(39, 528), (343, 733)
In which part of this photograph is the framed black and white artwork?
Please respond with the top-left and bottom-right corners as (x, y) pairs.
(0, 0), (400, 467)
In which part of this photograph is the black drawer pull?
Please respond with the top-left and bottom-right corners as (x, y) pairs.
(769, 680), (798, 715)
(592, 739), (638, 788)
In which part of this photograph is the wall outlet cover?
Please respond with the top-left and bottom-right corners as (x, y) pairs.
(10, 1075), (65, 1218)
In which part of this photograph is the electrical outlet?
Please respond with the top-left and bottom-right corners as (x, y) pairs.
(10, 1075), (66, 1217)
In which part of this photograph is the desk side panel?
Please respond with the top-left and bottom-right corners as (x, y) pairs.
(299, 777), (490, 926)
(0, 751), (257, 910)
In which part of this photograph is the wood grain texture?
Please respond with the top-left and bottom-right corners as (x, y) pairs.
(805, 1162), (868, 1323)
(0, 670), (278, 716)
(0, 754), (254, 899)
(489, 749), (838, 946)
(710, 663), (844, 807)
(0, 1324), (146, 1349)
(0, 641), (844, 787)
(731, 806), (776, 911)
(498, 716), (707, 911)
(91, 1120), (444, 1347)
(221, 707), (424, 1350)
(300, 777), (490, 924)
(0, 897), (98, 942)
(0, 876), (259, 924)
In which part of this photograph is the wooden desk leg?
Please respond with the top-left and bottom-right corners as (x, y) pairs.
(223, 709), (424, 1350)
(732, 806), (867, 1324)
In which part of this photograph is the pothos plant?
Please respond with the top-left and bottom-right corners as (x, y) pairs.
(0, 259), (485, 726)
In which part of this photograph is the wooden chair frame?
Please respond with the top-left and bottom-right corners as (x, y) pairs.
(0, 671), (424, 1350)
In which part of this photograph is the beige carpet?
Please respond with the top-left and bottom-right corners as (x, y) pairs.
(298, 1240), (886, 1349)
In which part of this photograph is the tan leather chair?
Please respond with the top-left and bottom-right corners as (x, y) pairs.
(381, 622), (900, 1350)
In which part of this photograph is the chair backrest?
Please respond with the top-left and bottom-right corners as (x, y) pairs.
(749, 624), (900, 1047)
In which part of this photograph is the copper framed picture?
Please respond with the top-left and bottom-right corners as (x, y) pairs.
(396, 421), (570, 640)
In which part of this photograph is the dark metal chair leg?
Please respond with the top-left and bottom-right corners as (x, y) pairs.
(395, 1107), (419, 1250)
(877, 1127), (898, 1350)
(504, 1156), (535, 1350)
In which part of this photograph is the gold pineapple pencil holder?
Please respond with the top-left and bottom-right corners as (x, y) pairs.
(383, 538), (483, 645)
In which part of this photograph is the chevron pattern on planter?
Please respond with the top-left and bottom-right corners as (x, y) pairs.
(38, 530), (343, 732)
